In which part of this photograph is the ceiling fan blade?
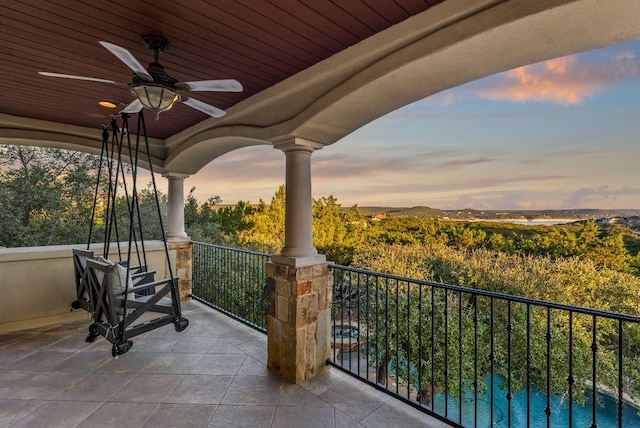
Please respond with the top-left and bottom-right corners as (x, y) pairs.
(99, 41), (153, 82)
(182, 97), (226, 118)
(38, 71), (127, 86)
(176, 79), (243, 92)
(121, 99), (144, 113)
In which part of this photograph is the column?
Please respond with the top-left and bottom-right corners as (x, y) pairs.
(267, 137), (332, 383)
(164, 173), (189, 241)
(272, 138), (326, 266)
(163, 173), (192, 300)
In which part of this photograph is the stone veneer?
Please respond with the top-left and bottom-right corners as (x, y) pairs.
(266, 261), (332, 383)
(168, 240), (192, 301)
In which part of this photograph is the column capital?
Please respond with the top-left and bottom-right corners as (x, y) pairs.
(162, 172), (191, 179)
(273, 137), (323, 153)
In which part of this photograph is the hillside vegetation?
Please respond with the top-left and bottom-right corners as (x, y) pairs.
(188, 186), (640, 403)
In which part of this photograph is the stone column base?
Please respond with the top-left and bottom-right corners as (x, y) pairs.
(266, 261), (332, 383)
(168, 240), (192, 301)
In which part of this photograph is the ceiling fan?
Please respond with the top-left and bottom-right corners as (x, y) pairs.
(39, 35), (242, 120)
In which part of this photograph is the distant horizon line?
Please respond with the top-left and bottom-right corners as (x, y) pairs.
(212, 201), (640, 213)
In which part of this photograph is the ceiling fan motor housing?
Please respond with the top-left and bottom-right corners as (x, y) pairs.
(142, 35), (170, 53)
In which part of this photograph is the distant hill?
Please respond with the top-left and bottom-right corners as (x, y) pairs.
(356, 206), (442, 217)
(355, 206), (640, 221)
(216, 201), (640, 222)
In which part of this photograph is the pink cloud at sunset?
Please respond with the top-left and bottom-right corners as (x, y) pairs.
(473, 54), (640, 105)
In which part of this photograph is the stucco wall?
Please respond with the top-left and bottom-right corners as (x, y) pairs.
(0, 241), (176, 332)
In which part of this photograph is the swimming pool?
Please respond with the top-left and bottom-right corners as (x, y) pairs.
(426, 373), (640, 427)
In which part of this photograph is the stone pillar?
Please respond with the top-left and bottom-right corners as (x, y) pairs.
(267, 137), (332, 383)
(266, 261), (332, 383)
(164, 173), (189, 241)
(168, 240), (192, 301)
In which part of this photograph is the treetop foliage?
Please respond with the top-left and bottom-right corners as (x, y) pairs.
(0, 145), (166, 248)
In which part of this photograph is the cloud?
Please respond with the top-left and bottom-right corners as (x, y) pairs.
(573, 150), (613, 157)
(465, 49), (640, 105)
(433, 158), (493, 172)
(313, 146), (490, 181)
(614, 50), (636, 61)
(453, 191), (529, 210)
(562, 186), (605, 207)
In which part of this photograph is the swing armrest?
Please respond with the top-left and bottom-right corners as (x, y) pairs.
(131, 270), (156, 285)
(131, 271), (156, 296)
(115, 277), (177, 297)
(128, 264), (148, 274)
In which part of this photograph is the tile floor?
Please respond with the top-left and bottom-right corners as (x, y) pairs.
(0, 300), (448, 427)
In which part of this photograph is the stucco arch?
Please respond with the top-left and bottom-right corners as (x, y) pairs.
(166, 0), (640, 174)
(292, 0), (640, 145)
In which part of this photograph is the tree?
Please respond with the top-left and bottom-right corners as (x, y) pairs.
(0, 145), (101, 247)
(312, 196), (367, 264)
(213, 200), (254, 236)
(238, 185), (286, 253)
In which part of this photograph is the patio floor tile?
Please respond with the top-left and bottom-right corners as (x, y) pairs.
(0, 300), (447, 427)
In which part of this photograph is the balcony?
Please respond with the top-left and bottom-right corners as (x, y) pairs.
(2, 242), (640, 427)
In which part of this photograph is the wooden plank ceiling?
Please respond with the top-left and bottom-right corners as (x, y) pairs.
(0, 0), (445, 139)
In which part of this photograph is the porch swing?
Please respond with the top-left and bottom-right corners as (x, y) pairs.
(72, 111), (188, 357)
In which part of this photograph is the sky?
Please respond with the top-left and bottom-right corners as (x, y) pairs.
(183, 39), (640, 211)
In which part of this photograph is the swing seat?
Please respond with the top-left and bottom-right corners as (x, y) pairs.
(71, 249), (156, 311)
(83, 257), (188, 357)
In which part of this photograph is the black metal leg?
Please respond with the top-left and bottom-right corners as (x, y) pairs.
(85, 324), (99, 343)
(112, 338), (133, 357)
(174, 317), (189, 332)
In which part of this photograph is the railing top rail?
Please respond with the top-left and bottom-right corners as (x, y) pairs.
(192, 242), (272, 258)
(330, 263), (640, 323)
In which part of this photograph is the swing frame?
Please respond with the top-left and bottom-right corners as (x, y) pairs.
(72, 111), (188, 357)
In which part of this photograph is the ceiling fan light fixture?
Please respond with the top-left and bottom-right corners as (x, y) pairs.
(131, 84), (180, 119)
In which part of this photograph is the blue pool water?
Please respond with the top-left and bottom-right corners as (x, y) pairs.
(426, 373), (640, 427)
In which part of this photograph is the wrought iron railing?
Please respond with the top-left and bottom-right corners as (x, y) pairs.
(191, 242), (270, 332)
(328, 264), (640, 428)
(190, 243), (640, 427)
